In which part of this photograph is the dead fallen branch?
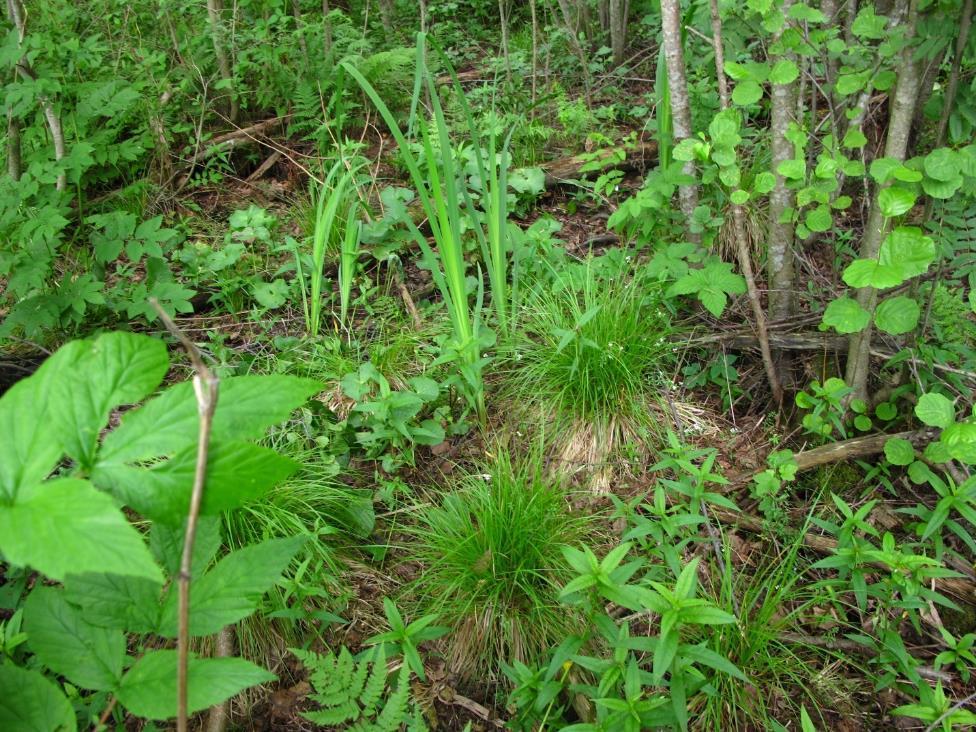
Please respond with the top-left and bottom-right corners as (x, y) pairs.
(791, 428), (939, 473)
(709, 506), (976, 603)
(541, 141), (658, 186)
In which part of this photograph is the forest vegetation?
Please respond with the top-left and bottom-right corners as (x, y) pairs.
(1, 0), (976, 730)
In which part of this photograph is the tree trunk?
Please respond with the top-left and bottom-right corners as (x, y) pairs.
(291, 0), (310, 67)
(708, 0), (783, 407)
(844, 0), (921, 402)
(323, 0), (333, 58)
(660, 0), (699, 237)
(768, 0), (797, 323)
(7, 110), (20, 181)
(206, 0), (238, 122)
(530, 0), (539, 108)
(935, 0), (973, 146)
(498, 0), (511, 76)
(6, 0), (65, 190)
(609, 0), (629, 66)
(598, 0), (610, 31)
(377, 0), (394, 35)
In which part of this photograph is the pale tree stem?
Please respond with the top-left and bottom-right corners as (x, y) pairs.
(207, 0), (238, 122)
(609, 0), (629, 66)
(935, 0), (973, 146)
(844, 0), (921, 402)
(7, 108), (20, 181)
(709, 0), (783, 408)
(150, 301), (220, 732)
(498, 0), (511, 77)
(767, 0), (797, 324)
(322, 0), (333, 58)
(661, 0), (699, 239)
(7, 0), (66, 190)
(205, 627), (236, 732)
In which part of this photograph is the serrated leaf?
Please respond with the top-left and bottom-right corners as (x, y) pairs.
(874, 295), (920, 335)
(842, 259), (904, 289)
(776, 158), (805, 179)
(157, 537), (304, 637)
(915, 393), (955, 429)
(51, 332), (169, 470)
(805, 204), (833, 232)
(93, 441), (299, 524)
(884, 438), (915, 466)
(878, 187), (916, 218)
(924, 148), (962, 181)
(821, 297), (870, 333)
(117, 651), (275, 720)
(879, 227), (935, 278)
(0, 341), (81, 501)
(842, 128), (867, 148)
(0, 479), (162, 583)
(0, 665), (76, 732)
(23, 587), (125, 691)
(99, 375), (322, 463)
(64, 571), (163, 633)
(732, 80), (763, 105)
(769, 59), (799, 84)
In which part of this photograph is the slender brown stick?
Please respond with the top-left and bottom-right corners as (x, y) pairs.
(707, 0), (783, 408)
(150, 299), (220, 732)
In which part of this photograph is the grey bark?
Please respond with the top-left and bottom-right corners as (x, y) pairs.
(7, 110), (20, 181)
(609, 0), (629, 66)
(660, 0), (699, 236)
(598, 0), (610, 31)
(323, 0), (333, 58)
(377, 0), (394, 35)
(844, 0), (921, 401)
(206, 0), (239, 122)
(935, 0), (973, 146)
(6, 0), (65, 190)
(768, 0), (797, 323)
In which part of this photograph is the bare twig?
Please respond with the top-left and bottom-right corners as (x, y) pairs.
(150, 299), (220, 732)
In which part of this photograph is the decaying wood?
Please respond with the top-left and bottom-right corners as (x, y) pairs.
(176, 117), (287, 188)
(710, 506), (976, 603)
(790, 428), (938, 473)
(541, 141), (658, 186)
(246, 150), (282, 183)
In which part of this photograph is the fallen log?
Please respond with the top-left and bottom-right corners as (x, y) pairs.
(541, 141), (658, 186)
(791, 428), (939, 473)
(709, 506), (976, 603)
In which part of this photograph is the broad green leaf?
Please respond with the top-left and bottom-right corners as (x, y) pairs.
(149, 515), (223, 578)
(0, 341), (82, 501)
(64, 572), (163, 633)
(730, 189), (750, 204)
(732, 80), (763, 105)
(158, 537), (304, 637)
(836, 72), (868, 96)
(753, 171), (776, 193)
(874, 296), (920, 335)
(869, 157), (901, 183)
(668, 261), (746, 317)
(851, 6), (886, 38)
(117, 651), (275, 720)
(877, 187), (916, 218)
(0, 665), (76, 732)
(776, 158), (805, 179)
(842, 128), (867, 148)
(723, 61), (752, 80)
(915, 393), (955, 429)
(52, 332), (169, 470)
(821, 297), (870, 333)
(99, 375), (322, 463)
(941, 422), (976, 463)
(878, 227), (935, 278)
(842, 259), (904, 289)
(93, 441), (300, 524)
(875, 402), (897, 421)
(924, 148), (961, 181)
(769, 60), (799, 84)
(921, 175), (962, 199)
(0, 479), (162, 583)
(884, 438), (915, 466)
(805, 204), (832, 233)
(24, 587), (124, 691)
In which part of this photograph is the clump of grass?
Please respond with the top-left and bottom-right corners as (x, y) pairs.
(503, 261), (675, 475)
(404, 447), (591, 680)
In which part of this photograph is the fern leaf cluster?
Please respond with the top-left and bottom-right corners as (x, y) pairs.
(292, 647), (427, 731)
